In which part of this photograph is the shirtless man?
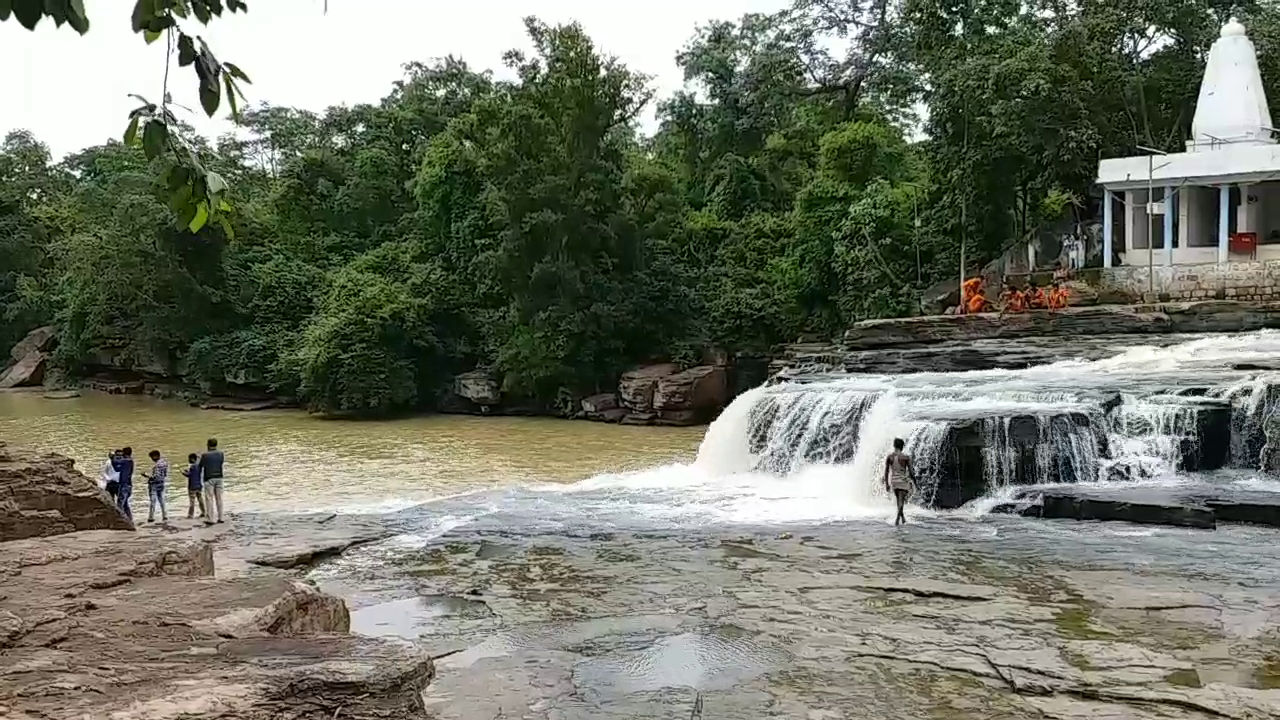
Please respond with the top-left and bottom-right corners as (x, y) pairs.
(883, 438), (915, 527)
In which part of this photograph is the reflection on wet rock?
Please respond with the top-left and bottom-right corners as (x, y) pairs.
(572, 627), (786, 697)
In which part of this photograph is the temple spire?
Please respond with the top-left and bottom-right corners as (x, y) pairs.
(1189, 17), (1274, 151)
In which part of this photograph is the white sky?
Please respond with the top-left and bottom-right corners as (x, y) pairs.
(1, 0), (788, 159)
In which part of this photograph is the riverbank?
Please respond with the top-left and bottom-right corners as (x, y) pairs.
(0, 441), (435, 719)
(13, 300), (1280, 427)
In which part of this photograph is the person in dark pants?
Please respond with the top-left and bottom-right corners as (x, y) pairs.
(112, 447), (135, 522)
(199, 438), (226, 525)
(143, 449), (169, 524)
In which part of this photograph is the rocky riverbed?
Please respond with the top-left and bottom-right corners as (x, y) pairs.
(5, 436), (1280, 719)
(0, 441), (432, 720)
(310, 514), (1280, 720)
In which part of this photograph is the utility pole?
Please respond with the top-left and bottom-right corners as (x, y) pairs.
(959, 106), (969, 310)
(1137, 145), (1170, 297)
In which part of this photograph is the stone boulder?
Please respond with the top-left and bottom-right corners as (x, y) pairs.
(0, 443), (132, 541)
(618, 363), (681, 411)
(0, 350), (48, 388)
(8, 325), (56, 364)
(580, 393), (627, 423)
(652, 365), (730, 425)
(581, 393), (618, 413)
(455, 369), (501, 407)
(0, 325), (56, 388)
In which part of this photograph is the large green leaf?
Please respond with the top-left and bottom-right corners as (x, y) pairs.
(11, 0), (42, 29)
(141, 120), (169, 160)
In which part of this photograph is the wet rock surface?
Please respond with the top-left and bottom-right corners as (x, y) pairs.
(998, 485), (1280, 530)
(312, 518), (1280, 720)
(217, 512), (396, 570)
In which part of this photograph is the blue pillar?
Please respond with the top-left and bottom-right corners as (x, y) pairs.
(1219, 185), (1230, 264)
(1163, 186), (1174, 266)
(1103, 189), (1113, 268)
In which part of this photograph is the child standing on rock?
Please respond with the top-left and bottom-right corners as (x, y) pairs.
(181, 452), (206, 520)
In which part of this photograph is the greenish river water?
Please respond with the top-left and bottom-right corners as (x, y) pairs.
(0, 391), (702, 513)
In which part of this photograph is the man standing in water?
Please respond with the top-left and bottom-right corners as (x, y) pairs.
(199, 438), (226, 525)
(883, 438), (915, 526)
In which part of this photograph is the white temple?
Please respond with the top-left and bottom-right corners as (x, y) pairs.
(1096, 18), (1280, 266)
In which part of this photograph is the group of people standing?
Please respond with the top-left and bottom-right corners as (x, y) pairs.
(99, 438), (226, 526)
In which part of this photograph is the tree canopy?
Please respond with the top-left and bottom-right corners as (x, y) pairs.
(3, 0), (1279, 415)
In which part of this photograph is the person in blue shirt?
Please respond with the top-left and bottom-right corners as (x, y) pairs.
(181, 452), (206, 519)
(111, 447), (135, 522)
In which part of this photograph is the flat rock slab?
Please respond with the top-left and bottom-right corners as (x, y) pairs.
(841, 301), (1280, 350)
(218, 512), (395, 569)
(996, 485), (1280, 530)
(0, 528), (433, 720)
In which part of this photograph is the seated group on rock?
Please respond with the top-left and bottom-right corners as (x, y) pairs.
(960, 277), (1070, 314)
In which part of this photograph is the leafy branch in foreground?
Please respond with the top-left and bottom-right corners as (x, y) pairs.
(0, 0), (251, 233)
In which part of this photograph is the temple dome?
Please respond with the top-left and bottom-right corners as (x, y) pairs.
(1189, 17), (1274, 150)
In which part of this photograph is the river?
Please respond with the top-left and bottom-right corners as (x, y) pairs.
(3, 335), (1280, 718)
(0, 392), (703, 513)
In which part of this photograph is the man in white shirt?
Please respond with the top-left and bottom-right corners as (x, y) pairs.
(100, 450), (120, 502)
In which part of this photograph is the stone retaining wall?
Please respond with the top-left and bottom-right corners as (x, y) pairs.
(1100, 260), (1280, 302)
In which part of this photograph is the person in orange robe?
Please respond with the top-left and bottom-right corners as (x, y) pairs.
(961, 277), (986, 314)
(999, 282), (1026, 314)
(1026, 281), (1048, 310)
(966, 289), (988, 314)
(1048, 280), (1070, 310)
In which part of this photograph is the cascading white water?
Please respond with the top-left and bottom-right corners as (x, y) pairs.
(689, 331), (1280, 511)
(1105, 395), (1199, 480)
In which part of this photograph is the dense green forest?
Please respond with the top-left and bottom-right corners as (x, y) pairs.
(3, 0), (1280, 415)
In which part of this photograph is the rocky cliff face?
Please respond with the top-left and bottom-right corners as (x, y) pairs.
(0, 443), (434, 719)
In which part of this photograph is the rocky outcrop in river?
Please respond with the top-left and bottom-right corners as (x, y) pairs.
(0, 443), (434, 719)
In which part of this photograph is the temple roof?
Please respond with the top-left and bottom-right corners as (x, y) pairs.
(1189, 17), (1273, 150)
(1098, 18), (1279, 188)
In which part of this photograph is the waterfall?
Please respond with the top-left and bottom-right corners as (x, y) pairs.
(694, 332), (1280, 510)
